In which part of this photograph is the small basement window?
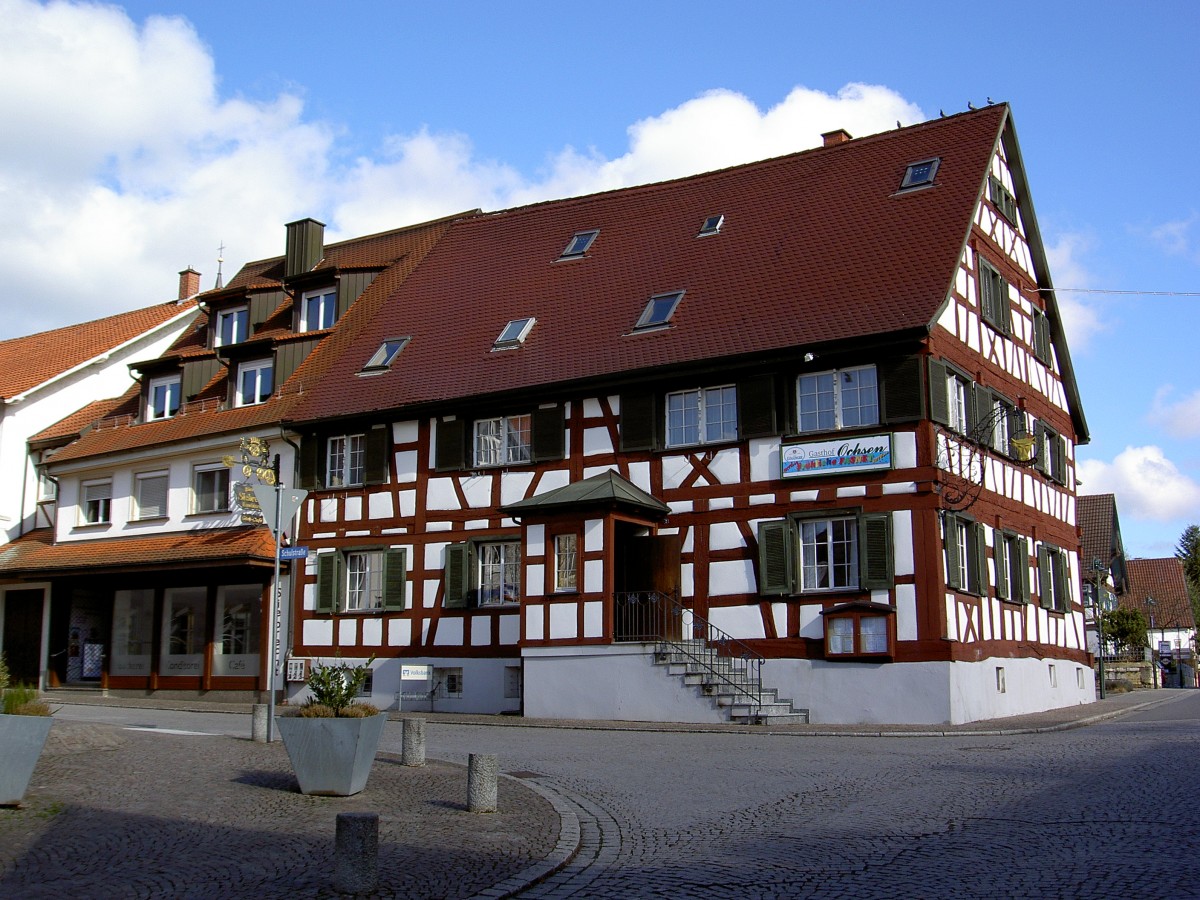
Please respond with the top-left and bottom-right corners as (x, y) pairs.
(899, 157), (940, 191)
(698, 215), (724, 237)
(361, 337), (409, 372)
(634, 291), (684, 331)
(493, 317), (536, 350)
(559, 230), (598, 259)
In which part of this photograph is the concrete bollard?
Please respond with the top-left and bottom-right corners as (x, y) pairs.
(333, 812), (379, 894)
(467, 753), (498, 814)
(401, 718), (426, 767)
(251, 703), (269, 743)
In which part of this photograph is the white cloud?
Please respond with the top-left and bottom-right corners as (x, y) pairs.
(1043, 232), (1105, 350)
(1148, 213), (1199, 262)
(1077, 445), (1200, 521)
(1148, 385), (1200, 438)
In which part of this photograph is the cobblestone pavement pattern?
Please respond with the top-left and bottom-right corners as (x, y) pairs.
(6, 690), (1200, 898)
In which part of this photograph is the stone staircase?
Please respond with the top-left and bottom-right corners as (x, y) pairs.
(653, 640), (809, 725)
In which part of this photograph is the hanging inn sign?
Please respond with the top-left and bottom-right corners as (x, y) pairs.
(781, 433), (893, 478)
(225, 436), (276, 525)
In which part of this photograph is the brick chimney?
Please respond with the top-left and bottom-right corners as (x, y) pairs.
(822, 129), (853, 147)
(178, 267), (201, 300)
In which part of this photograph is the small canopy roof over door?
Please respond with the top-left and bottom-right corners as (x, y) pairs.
(500, 470), (669, 519)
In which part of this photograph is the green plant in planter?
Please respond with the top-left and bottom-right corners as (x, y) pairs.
(298, 657), (378, 718)
(0, 654), (50, 717)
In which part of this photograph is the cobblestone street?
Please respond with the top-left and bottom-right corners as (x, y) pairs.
(4, 691), (1199, 898)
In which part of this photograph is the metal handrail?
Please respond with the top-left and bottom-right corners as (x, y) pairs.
(614, 590), (765, 719)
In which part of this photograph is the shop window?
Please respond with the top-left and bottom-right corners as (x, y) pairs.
(213, 585), (261, 677)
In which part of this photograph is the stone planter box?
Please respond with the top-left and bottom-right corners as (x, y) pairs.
(275, 713), (387, 796)
(0, 714), (53, 805)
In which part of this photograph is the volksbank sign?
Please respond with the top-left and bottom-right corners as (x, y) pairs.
(781, 434), (893, 478)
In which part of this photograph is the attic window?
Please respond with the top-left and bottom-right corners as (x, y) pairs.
(899, 157), (940, 191)
(698, 215), (724, 237)
(559, 230), (598, 259)
(494, 317), (536, 350)
(361, 337), (409, 372)
(634, 291), (684, 331)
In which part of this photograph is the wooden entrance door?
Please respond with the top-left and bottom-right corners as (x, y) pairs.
(616, 532), (682, 641)
(2, 589), (45, 685)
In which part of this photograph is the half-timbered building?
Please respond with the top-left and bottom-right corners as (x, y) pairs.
(282, 103), (1094, 725)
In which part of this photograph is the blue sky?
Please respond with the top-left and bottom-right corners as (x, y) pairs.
(2, 0), (1198, 558)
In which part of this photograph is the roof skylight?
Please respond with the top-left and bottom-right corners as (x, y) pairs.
(698, 215), (724, 237)
(494, 317), (536, 350)
(559, 230), (599, 259)
(361, 337), (409, 372)
(634, 291), (684, 331)
(899, 157), (940, 191)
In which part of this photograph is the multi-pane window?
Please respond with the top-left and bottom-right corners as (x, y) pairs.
(236, 359), (274, 407)
(134, 471), (169, 519)
(825, 614), (892, 657)
(327, 434), (366, 487)
(828, 618), (855, 654)
(214, 306), (249, 347)
(945, 514), (984, 594)
(1038, 545), (1071, 613)
(797, 366), (878, 432)
(946, 370), (971, 434)
(1031, 308), (1052, 364)
(193, 465), (230, 514)
(362, 337), (409, 371)
(559, 230), (598, 259)
(988, 174), (1018, 222)
(799, 517), (858, 591)
(300, 288), (337, 332)
(900, 157), (939, 190)
(478, 542), (521, 605)
(635, 292), (684, 330)
(345, 550), (385, 611)
(979, 258), (1010, 333)
(474, 415), (531, 466)
(554, 534), (578, 592)
(995, 531), (1030, 603)
(81, 480), (112, 525)
(666, 385), (738, 447)
(147, 375), (181, 421)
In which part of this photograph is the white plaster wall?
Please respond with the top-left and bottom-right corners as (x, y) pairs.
(708, 559), (755, 597)
(707, 604), (765, 639)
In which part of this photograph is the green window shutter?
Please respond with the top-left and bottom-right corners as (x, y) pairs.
(928, 360), (950, 426)
(756, 520), (794, 595)
(879, 356), (925, 424)
(859, 513), (893, 590)
(444, 542), (474, 608)
(1052, 551), (1068, 612)
(435, 419), (468, 472)
(531, 406), (566, 462)
(619, 392), (660, 452)
(970, 523), (987, 595)
(298, 436), (320, 490)
(383, 548), (407, 611)
(995, 533), (1009, 600)
(316, 552), (342, 613)
(995, 276), (1011, 334)
(737, 376), (777, 439)
(1051, 434), (1066, 484)
(972, 384), (993, 439)
(1016, 538), (1031, 603)
(945, 514), (962, 589)
(1037, 545), (1053, 609)
(364, 424), (389, 485)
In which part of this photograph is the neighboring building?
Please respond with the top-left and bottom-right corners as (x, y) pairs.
(1077, 492), (1130, 655)
(1124, 557), (1196, 688)
(280, 104), (1094, 725)
(0, 217), (460, 693)
(0, 287), (199, 684)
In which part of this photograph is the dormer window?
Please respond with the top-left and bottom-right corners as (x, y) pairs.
(235, 359), (274, 407)
(634, 291), (684, 331)
(300, 288), (337, 332)
(899, 157), (940, 191)
(147, 374), (181, 421)
(493, 317), (535, 350)
(559, 230), (598, 259)
(698, 215), (724, 237)
(214, 306), (249, 347)
(361, 337), (409, 372)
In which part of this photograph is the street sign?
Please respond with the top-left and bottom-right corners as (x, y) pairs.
(279, 545), (310, 560)
(251, 485), (309, 534)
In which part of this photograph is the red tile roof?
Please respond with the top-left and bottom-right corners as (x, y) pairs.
(1078, 494), (1116, 570)
(0, 301), (195, 400)
(289, 105), (1010, 424)
(0, 527), (277, 577)
(1123, 557), (1195, 631)
(29, 395), (133, 447)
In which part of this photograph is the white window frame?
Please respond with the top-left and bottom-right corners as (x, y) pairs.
(947, 370), (971, 434)
(147, 375), (182, 421)
(474, 415), (531, 467)
(133, 471), (169, 520)
(300, 288), (337, 332)
(345, 549), (385, 611)
(796, 365), (879, 433)
(493, 317), (536, 350)
(236, 359), (274, 407)
(554, 533), (578, 592)
(327, 434), (366, 487)
(665, 385), (738, 448)
(477, 541), (521, 606)
(214, 306), (249, 347)
(80, 479), (113, 525)
(193, 464), (230, 514)
(798, 516), (859, 592)
(362, 337), (409, 372)
(38, 468), (57, 501)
